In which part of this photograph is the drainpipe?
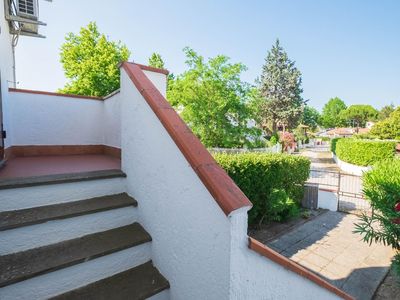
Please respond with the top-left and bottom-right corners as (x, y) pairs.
(11, 32), (20, 88)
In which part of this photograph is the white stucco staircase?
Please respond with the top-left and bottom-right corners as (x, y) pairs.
(0, 174), (170, 300)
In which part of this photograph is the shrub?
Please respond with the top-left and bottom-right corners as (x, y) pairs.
(270, 135), (278, 145)
(354, 160), (400, 276)
(370, 107), (400, 140)
(335, 138), (396, 166)
(214, 153), (310, 224)
(330, 137), (341, 154)
(267, 189), (300, 222)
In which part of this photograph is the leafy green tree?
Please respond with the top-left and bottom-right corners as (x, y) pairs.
(257, 39), (306, 132)
(370, 107), (400, 139)
(167, 47), (258, 147)
(148, 53), (165, 69)
(339, 104), (378, 128)
(59, 22), (130, 97)
(320, 97), (347, 128)
(379, 104), (395, 120)
(300, 105), (320, 130)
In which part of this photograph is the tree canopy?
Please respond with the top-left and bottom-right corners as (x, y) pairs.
(257, 39), (305, 132)
(339, 104), (378, 128)
(370, 107), (400, 140)
(320, 97), (347, 128)
(300, 105), (320, 130)
(167, 47), (258, 147)
(378, 104), (395, 120)
(59, 22), (130, 97)
(148, 53), (165, 69)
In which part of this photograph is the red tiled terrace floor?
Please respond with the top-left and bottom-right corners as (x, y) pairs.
(0, 155), (121, 180)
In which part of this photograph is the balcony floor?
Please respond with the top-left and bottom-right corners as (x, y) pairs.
(0, 155), (121, 180)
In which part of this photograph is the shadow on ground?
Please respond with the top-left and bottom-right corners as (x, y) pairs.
(261, 211), (393, 300)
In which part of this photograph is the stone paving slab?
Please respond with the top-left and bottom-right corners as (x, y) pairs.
(267, 211), (394, 300)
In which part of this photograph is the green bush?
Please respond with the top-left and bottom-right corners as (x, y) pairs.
(354, 159), (400, 276)
(214, 153), (310, 224)
(335, 138), (396, 166)
(330, 137), (341, 154)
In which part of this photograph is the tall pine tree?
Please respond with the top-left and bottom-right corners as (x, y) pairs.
(258, 39), (305, 132)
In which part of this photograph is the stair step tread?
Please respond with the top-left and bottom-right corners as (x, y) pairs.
(50, 261), (169, 300)
(0, 169), (126, 190)
(0, 222), (151, 287)
(0, 193), (137, 231)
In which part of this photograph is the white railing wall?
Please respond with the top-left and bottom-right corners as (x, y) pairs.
(119, 66), (343, 300)
(6, 91), (121, 148)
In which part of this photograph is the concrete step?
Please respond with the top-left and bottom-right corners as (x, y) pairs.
(0, 169), (126, 190)
(0, 176), (126, 212)
(0, 193), (137, 231)
(0, 222), (151, 287)
(0, 206), (138, 255)
(51, 261), (169, 300)
(0, 244), (152, 300)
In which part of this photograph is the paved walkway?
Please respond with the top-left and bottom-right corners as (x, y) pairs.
(301, 147), (370, 213)
(299, 145), (338, 170)
(267, 211), (394, 300)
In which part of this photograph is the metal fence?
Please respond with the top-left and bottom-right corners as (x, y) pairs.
(307, 169), (371, 213)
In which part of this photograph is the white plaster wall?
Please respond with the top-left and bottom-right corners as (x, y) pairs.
(120, 69), (232, 300)
(9, 92), (104, 145)
(0, 1), (15, 148)
(143, 70), (167, 98)
(318, 190), (338, 211)
(103, 92), (121, 148)
(229, 210), (340, 300)
(7, 90), (122, 147)
(332, 154), (371, 176)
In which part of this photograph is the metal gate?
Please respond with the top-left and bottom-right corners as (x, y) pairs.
(307, 169), (371, 213)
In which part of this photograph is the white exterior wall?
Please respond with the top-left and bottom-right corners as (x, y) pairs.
(6, 91), (122, 147)
(143, 70), (167, 98)
(229, 211), (339, 299)
(0, 1), (14, 148)
(103, 92), (121, 148)
(120, 69), (232, 300)
(9, 92), (104, 145)
(3, 69), (164, 148)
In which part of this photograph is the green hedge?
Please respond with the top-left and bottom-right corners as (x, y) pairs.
(214, 153), (310, 224)
(330, 137), (341, 154)
(335, 138), (396, 166)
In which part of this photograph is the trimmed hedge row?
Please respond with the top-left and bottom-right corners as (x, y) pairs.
(214, 153), (310, 224)
(330, 137), (341, 154)
(335, 138), (396, 166)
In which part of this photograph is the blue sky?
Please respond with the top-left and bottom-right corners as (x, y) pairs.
(15, 0), (400, 111)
